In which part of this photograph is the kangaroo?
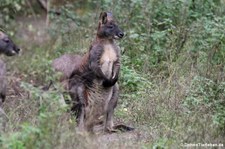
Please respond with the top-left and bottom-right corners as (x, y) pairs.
(68, 12), (133, 133)
(0, 31), (20, 56)
(0, 31), (20, 106)
(53, 12), (134, 133)
(0, 31), (20, 132)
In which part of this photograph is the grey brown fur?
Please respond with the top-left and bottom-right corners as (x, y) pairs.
(53, 12), (134, 133)
(52, 54), (82, 90)
(70, 12), (123, 132)
(0, 60), (6, 106)
(0, 31), (20, 132)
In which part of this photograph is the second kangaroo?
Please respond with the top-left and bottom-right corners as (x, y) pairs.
(0, 31), (20, 132)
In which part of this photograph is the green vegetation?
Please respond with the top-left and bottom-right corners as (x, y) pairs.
(0, 0), (225, 148)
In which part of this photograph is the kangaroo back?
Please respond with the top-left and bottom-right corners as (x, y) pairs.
(0, 31), (20, 105)
(52, 54), (82, 78)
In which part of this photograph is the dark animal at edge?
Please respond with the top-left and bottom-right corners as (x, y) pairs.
(0, 31), (20, 107)
(0, 31), (20, 131)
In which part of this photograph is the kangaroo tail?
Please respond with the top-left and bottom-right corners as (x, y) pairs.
(113, 124), (135, 132)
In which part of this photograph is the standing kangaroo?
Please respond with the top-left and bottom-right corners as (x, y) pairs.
(53, 12), (133, 133)
(69, 12), (123, 132)
(0, 31), (20, 132)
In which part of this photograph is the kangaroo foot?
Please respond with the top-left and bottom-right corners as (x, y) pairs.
(104, 127), (119, 133)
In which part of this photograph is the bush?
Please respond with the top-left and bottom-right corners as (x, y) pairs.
(184, 76), (225, 129)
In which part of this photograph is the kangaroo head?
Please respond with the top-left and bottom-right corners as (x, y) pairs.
(97, 12), (124, 40)
(0, 31), (20, 56)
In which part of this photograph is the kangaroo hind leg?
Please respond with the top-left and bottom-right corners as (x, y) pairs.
(104, 84), (119, 132)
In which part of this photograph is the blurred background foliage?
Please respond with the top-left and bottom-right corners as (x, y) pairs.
(0, 0), (225, 148)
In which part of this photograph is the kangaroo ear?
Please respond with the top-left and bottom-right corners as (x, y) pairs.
(99, 12), (107, 24)
(0, 31), (5, 38)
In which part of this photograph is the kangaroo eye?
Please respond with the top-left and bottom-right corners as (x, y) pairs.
(108, 25), (114, 29)
(3, 38), (9, 43)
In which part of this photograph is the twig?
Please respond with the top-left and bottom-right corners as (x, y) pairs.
(25, 0), (37, 20)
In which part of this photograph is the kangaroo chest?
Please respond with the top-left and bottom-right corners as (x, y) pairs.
(100, 44), (117, 79)
(84, 44), (117, 125)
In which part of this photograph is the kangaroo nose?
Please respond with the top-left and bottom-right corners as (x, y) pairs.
(118, 32), (124, 38)
(14, 46), (20, 53)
